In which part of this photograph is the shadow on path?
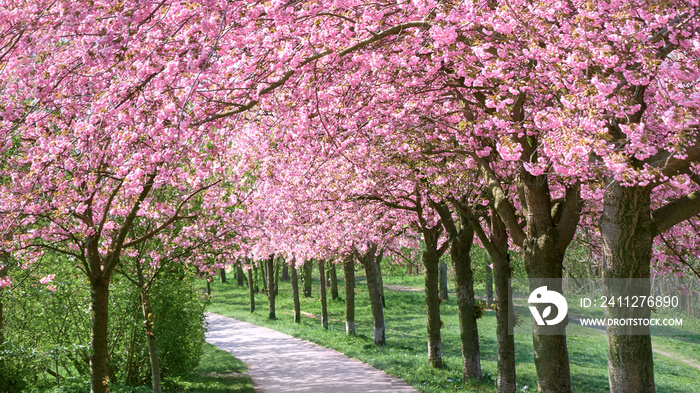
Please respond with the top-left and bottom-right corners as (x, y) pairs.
(205, 313), (419, 393)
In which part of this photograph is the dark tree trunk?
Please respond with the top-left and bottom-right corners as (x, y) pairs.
(260, 260), (267, 294)
(291, 263), (301, 323)
(206, 277), (211, 297)
(247, 267), (255, 313)
(141, 291), (161, 393)
(329, 261), (339, 301)
(482, 212), (517, 393)
(236, 265), (245, 287)
(0, 265), (5, 346)
(523, 234), (570, 393)
(344, 256), (356, 335)
(219, 268), (227, 284)
(600, 182), (655, 393)
(423, 247), (443, 368)
(281, 263), (290, 281)
(252, 264), (259, 292)
(484, 258), (494, 308)
(90, 276), (111, 393)
(376, 258), (387, 308)
(319, 260), (328, 329)
(439, 260), (449, 301)
(303, 259), (313, 297)
(356, 246), (386, 346)
(135, 262), (161, 393)
(449, 219), (481, 380)
(266, 255), (276, 320)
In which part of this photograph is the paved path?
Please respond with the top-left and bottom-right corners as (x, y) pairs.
(205, 313), (419, 393)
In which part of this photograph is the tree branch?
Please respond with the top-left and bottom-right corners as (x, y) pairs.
(652, 190), (700, 235)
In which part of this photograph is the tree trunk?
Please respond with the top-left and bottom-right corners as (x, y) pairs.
(600, 182), (655, 393)
(247, 268), (255, 313)
(423, 247), (443, 368)
(141, 291), (162, 393)
(206, 277), (211, 297)
(439, 260), (449, 301)
(219, 268), (227, 284)
(523, 233), (571, 393)
(236, 265), (245, 287)
(260, 260), (267, 294)
(90, 277), (111, 393)
(303, 260), (313, 297)
(377, 258), (387, 308)
(360, 247), (386, 346)
(486, 212), (517, 393)
(449, 221), (481, 380)
(329, 261), (339, 301)
(266, 256), (276, 320)
(291, 263), (301, 323)
(135, 261), (161, 393)
(484, 257), (494, 308)
(319, 260), (328, 329)
(0, 265), (6, 346)
(281, 263), (290, 281)
(344, 256), (356, 335)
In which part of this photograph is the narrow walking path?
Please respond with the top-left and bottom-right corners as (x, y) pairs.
(205, 313), (419, 393)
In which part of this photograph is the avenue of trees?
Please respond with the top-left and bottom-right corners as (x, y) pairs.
(1, 1), (699, 393)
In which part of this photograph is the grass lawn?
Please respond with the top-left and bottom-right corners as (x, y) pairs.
(30, 342), (254, 393)
(202, 268), (700, 393)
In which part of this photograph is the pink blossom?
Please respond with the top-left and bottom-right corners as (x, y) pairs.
(40, 274), (55, 285)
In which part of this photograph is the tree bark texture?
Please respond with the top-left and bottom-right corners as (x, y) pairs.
(247, 268), (255, 313)
(319, 259), (329, 329)
(376, 259), (386, 308)
(281, 263), (290, 281)
(236, 265), (245, 287)
(423, 247), (442, 368)
(291, 263), (301, 323)
(266, 256), (276, 320)
(90, 277), (111, 393)
(449, 221), (481, 380)
(600, 182), (655, 393)
(484, 258), (494, 308)
(329, 261), (339, 301)
(303, 259), (313, 297)
(219, 268), (227, 284)
(439, 261), (449, 301)
(357, 246), (386, 346)
(523, 232), (571, 393)
(487, 213), (517, 393)
(344, 256), (356, 335)
(140, 291), (162, 393)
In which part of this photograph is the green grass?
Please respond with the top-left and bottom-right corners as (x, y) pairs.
(202, 271), (700, 393)
(163, 342), (255, 393)
(29, 342), (254, 393)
